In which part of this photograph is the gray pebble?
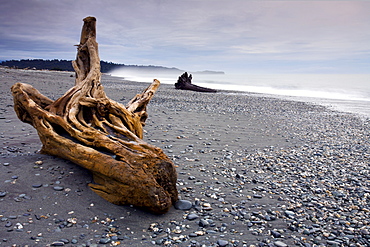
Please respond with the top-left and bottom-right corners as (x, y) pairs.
(271, 230), (282, 238)
(187, 213), (199, 220)
(51, 242), (65, 246)
(99, 238), (111, 244)
(53, 186), (64, 191)
(274, 240), (288, 247)
(326, 240), (341, 246)
(59, 239), (69, 244)
(284, 210), (295, 216)
(217, 239), (229, 247)
(174, 200), (192, 210)
(199, 219), (209, 227)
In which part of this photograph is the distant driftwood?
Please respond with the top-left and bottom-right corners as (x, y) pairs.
(11, 17), (178, 214)
(175, 72), (217, 93)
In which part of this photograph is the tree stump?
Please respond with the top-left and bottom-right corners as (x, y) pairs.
(175, 72), (217, 92)
(10, 17), (178, 214)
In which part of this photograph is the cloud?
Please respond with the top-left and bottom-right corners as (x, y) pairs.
(1, 0), (369, 73)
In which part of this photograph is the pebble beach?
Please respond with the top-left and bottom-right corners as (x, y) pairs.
(0, 67), (369, 246)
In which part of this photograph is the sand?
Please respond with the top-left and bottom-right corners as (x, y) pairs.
(0, 67), (369, 246)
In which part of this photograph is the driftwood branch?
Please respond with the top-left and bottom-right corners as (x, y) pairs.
(11, 16), (178, 214)
(175, 72), (217, 93)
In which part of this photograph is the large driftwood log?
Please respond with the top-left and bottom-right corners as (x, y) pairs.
(11, 17), (178, 214)
(175, 72), (217, 93)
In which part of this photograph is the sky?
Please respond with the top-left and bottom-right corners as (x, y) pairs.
(1, 0), (369, 74)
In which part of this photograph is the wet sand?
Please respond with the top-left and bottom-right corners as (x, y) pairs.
(0, 67), (369, 246)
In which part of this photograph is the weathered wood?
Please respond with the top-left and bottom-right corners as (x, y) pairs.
(175, 72), (217, 93)
(11, 16), (178, 214)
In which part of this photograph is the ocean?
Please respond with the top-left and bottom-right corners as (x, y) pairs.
(110, 69), (370, 119)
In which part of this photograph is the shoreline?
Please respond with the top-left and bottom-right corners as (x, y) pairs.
(109, 71), (370, 121)
(1, 68), (369, 246)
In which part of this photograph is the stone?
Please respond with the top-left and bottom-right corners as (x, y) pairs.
(217, 239), (229, 247)
(174, 200), (192, 210)
(199, 219), (209, 227)
(284, 210), (295, 217)
(271, 230), (282, 238)
(99, 238), (111, 244)
(51, 242), (65, 246)
(274, 241), (288, 247)
(187, 213), (199, 220)
(53, 186), (64, 191)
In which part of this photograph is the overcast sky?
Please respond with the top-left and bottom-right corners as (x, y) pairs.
(1, 0), (369, 74)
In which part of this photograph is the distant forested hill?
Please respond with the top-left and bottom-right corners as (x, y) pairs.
(0, 59), (124, 73)
(0, 59), (224, 75)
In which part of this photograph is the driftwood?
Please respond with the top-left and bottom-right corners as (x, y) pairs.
(175, 72), (217, 93)
(11, 17), (178, 214)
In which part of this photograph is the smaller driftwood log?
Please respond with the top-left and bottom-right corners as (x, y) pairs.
(11, 17), (178, 214)
(175, 72), (217, 93)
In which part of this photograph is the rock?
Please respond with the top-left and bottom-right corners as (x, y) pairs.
(271, 230), (282, 238)
(206, 230), (217, 234)
(174, 200), (192, 210)
(187, 213), (199, 220)
(51, 242), (65, 246)
(284, 210), (295, 217)
(194, 230), (205, 236)
(53, 186), (64, 191)
(59, 239), (69, 244)
(199, 219), (209, 227)
(99, 238), (111, 244)
(326, 240), (341, 246)
(217, 239), (229, 247)
(274, 240), (288, 247)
